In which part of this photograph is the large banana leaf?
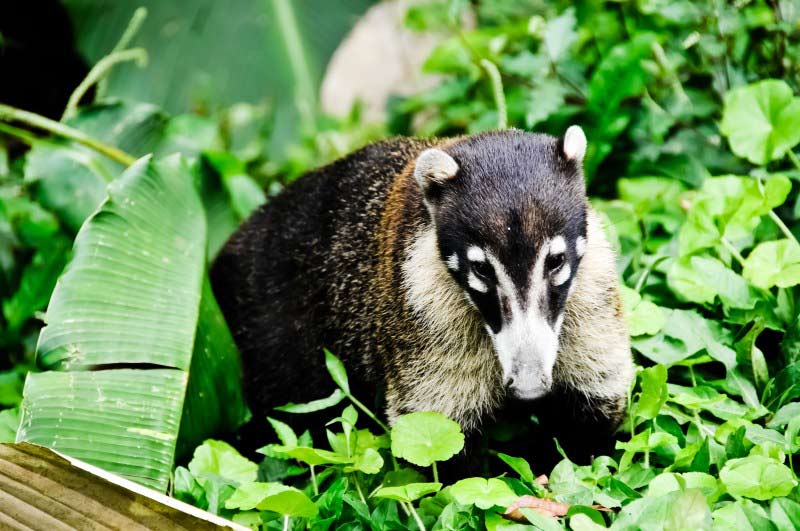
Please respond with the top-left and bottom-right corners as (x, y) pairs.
(16, 155), (249, 492)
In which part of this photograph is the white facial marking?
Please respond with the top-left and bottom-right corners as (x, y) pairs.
(576, 236), (587, 257)
(552, 263), (571, 286)
(563, 125), (587, 162)
(467, 272), (488, 293)
(484, 244), (558, 400)
(549, 235), (566, 255)
(467, 246), (486, 262)
(446, 253), (459, 271)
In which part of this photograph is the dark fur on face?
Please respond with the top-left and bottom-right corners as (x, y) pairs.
(428, 130), (588, 334)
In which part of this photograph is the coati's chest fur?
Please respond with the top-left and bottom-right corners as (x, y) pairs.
(211, 130), (634, 464)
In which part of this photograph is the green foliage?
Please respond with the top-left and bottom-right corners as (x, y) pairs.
(3, 0), (800, 528)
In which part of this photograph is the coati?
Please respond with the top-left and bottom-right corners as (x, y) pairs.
(211, 127), (634, 469)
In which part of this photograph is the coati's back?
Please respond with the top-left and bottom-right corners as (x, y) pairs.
(211, 138), (431, 418)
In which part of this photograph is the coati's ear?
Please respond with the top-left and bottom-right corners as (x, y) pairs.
(562, 125), (587, 163)
(414, 148), (459, 198)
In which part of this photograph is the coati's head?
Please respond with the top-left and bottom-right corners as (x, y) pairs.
(413, 127), (588, 401)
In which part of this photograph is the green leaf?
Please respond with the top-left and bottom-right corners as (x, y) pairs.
(712, 499), (775, 531)
(668, 255), (758, 309)
(743, 240), (800, 289)
(633, 365), (668, 422)
(16, 155), (248, 491)
(620, 285), (667, 336)
(720, 79), (800, 165)
(225, 481), (317, 517)
(679, 175), (791, 256)
(518, 508), (565, 531)
(0, 408), (20, 443)
(450, 477), (517, 509)
(343, 447), (384, 474)
(267, 417), (298, 447)
(543, 8), (577, 62)
(25, 102), (167, 232)
(719, 455), (797, 500)
(390, 411), (465, 467)
(188, 439), (258, 485)
(372, 482), (442, 503)
(275, 389), (346, 414)
(613, 490), (712, 530)
(770, 497), (800, 529)
(324, 349), (350, 394)
(647, 472), (724, 503)
(496, 453), (535, 486)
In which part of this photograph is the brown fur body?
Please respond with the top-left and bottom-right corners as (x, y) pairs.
(211, 134), (633, 469)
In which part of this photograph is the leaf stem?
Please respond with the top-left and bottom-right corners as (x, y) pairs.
(788, 150), (800, 171)
(97, 7), (148, 99)
(769, 211), (800, 249)
(0, 103), (137, 166)
(405, 501), (427, 531)
(431, 461), (439, 483)
(480, 59), (507, 129)
(354, 475), (367, 505)
(63, 48), (148, 121)
(310, 464), (318, 496)
(344, 392), (390, 434)
(0, 122), (40, 146)
(720, 237), (746, 267)
(282, 515), (290, 531)
(271, 0), (316, 131)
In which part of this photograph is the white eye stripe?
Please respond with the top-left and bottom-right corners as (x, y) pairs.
(467, 246), (486, 262)
(549, 235), (566, 255)
(552, 263), (571, 286)
(467, 272), (489, 293)
(446, 253), (459, 271)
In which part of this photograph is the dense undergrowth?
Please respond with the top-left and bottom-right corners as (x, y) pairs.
(2, 0), (800, 529)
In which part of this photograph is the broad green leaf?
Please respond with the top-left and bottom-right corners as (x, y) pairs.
(324, 349), (350, 393)
(712, 499), (775, 531)
(188, 439), (258, 485)
(518, 508), (564, 531)
(668, 255), (758, 309)
(633, 365), (668, 422)
(342, 447), (384, 474)
(25, 102), (167, 231)
(679, 175), (791, 256)
(633, 309), (736, 368)
(390, 411), (465, 467)
(450, 477), (517, 509)
(613, 489), (712, 530)
(225, 481), (317, 517)
(620, 286), (666, 336)
(719, 455), (797, 500)
(743, 240), (800, 289)
(496, 453), (535, 486)
(275, 389), (345, 414)
(524, 80), (567, 129)
(0, 408), (19, 443)
(267, 445), (350, 466)
(770, 497), (800, 529)
(720, 80), (800, 165)
(647, 472), (724, 503)
(17, 156), (248, 490)
(543, 8), (577, 62)
(372, 482), (442, 503)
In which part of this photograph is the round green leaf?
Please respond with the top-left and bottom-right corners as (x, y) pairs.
(450, 477), (517, 509)
(372, 482), (442, 503)
(226, 482), (317, 517)
(720, 455), (797, 500)
(743, 239), (800, 289)
(188, 440), (258, 485)
(720, 80), (800, 165)
(390, 411), (465, 467)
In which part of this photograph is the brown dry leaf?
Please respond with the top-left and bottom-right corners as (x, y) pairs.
(503, 495), (613, 522)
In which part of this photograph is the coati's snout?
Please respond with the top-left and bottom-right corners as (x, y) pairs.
(413, 126), (591, 401)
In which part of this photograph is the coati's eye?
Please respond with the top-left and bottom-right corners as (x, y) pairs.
(472, 260), (495, 281)
(545, 252), (565, 272)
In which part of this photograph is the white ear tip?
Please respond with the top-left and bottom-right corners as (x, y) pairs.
(563, 125), (587, 162)
(414, 148), (459, 187)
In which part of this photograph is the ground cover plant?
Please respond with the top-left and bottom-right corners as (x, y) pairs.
(2, 0), (800, 529)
